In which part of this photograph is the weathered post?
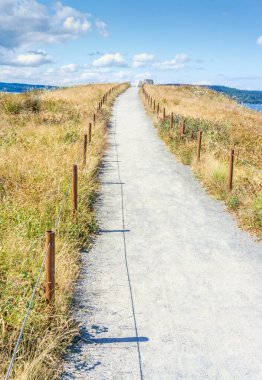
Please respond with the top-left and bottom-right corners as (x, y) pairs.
(163, 107), (166, 120)
(88, 123), (92, 143)
(180, 119), (185, 139)
(170, 113), (173, 131)
(72, 164), (78, 213)
(228, 149), (234, 192)
(93, 114), (96, 125)
(45, 230), (55, 306)
(197, 131), (203, 161)
(83, 134), (87, 166)
(153, 100), (155, 111)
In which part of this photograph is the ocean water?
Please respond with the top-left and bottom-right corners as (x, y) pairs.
(0, 82), (57, 93)
(244, 103), (262, 112)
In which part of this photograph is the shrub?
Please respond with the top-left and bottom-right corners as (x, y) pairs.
(252, 197), (262, 227)
(2, 99), (23, 114)
(23, 97), (41, 113)
(228, 195), (240, 210)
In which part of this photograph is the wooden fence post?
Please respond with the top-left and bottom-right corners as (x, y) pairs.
(45, 230), (55, 306)
(170, 113), (173, 131)
(72, 164), (78, 213)
(93, 114), (96, 125)
(88, 123), (92, 143)
(153, 100), (155, 111)
(197, 131), (202, 161)
(83, 134), (87, 166)
(163, 107), (166, 120)
(228, 149), (234, 192)
(180, 119), (185, 139)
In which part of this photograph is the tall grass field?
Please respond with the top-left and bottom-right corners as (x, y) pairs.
(0, 83), (129, 379)
(141, 84), (262, 239)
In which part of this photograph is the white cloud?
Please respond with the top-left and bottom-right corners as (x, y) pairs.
(63, 16), (91, 33)
(0, 60), (151, 85)
(0, 65), (43, 83)
(96, 20), (109, 38)
(257, 36), (262, 45)
(154, 53), (190, 70)
(133, 53), (155, 68)
(92, 53), (127, 67)
(61, 63), (78, 73)
(39, 64), (116, 85)
(0, 50), (53, 66)
(0, 0), (92, 49)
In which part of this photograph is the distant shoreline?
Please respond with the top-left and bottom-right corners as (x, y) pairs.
(0, 81), (57, 94)
(244, 103), (262, 112)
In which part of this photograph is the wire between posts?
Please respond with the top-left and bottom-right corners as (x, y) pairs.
(5, 85), (123, 379)
(5, 171), (74, 379)
(4, 242), (50, 380)
(5, 166), (75, 380)
(143, 90), (261, 173)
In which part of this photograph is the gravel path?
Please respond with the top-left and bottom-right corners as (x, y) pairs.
(62, 87), (262, 380)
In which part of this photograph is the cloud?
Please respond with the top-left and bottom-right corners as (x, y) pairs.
(133, 53), (155, 68)
(154, 53), (190, 70)
(41, 64), (116, 85)
(63, 16), (90, 34)
(0, 50), (53, 66)
(0, 65), (44, 83)
(45, 63), (79, 77)
(0, 59), (152, 85)
(257, 36), (262, 45)
(0, 0), (92, 49)
(92, 53), (127, 67)
(96, 20), (109, 38)
(61, 63), (78, 73)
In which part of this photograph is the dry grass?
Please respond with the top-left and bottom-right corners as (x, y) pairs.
(141, 85), (262, 238)
(0, 83), (129, 379)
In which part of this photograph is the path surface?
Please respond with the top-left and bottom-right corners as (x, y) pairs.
(62, 87), (262, 380)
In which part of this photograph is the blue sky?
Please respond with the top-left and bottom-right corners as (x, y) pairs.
(0, 0), (262, 89)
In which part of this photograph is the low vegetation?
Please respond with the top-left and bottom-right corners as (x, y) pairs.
(141, 85), (262, 239)
(165, 84), (262, 104)
(0, 83), (129, 379)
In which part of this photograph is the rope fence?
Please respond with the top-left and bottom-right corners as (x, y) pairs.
(4, 84), (123, 380)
